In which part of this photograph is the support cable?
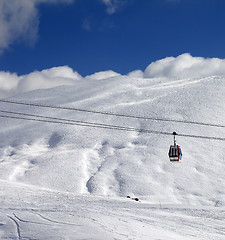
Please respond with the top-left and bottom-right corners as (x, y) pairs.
(0, 111), (225, 141)
(0, 99), (224, 128)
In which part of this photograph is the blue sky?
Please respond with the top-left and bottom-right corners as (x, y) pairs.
(1, 0), (225, 76)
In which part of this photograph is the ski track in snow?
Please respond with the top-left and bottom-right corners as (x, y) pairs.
(7, 215), (21, 240)
(1, 193), (224, 240)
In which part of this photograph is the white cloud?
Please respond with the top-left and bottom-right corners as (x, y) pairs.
(0, 72), (20, 98)
(0, 67), (120, 99)
(102, 0), (118, 14)
(144, 53), (225, 79)
(0, 0), (38, 53)
(18, 66), (82, 93)
(0, 66), (81, 98)
(2, 54), (225, 99)
(0, 67), (121, 98)
(85, 70), (120, 80)
(127, 70), (144, 78)
(0, 0), (74, 54)
(0, 0), (127, 54)
(101, 0), (127, 14)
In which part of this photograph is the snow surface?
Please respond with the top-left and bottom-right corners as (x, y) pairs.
(0, 74), (225, 239)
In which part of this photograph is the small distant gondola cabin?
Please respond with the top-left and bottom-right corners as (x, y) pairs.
(168, 145), (182, 162)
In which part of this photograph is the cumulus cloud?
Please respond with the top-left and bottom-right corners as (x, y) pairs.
(0, 67), (121, 98)
(0, 0), (74, 54)
(0, 66), (81, 98)
(144, 53), (225, 79)
(17, 66), (82, 93)
(127, 70), (144, 78)
(85, 70), (120, 80)
(0, 72), (20, 98)
(2, 54), (225, 99)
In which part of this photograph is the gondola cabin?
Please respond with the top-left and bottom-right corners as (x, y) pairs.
(168, 132), (182, 162)
(168, 145), (182, 162)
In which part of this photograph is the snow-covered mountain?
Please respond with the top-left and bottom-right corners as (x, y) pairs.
(0, 73), (225, 239)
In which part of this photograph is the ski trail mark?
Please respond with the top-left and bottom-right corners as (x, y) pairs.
(7, 215), (21, 240)
(37, 213), (79, 226)
(13, 213), (49, 226)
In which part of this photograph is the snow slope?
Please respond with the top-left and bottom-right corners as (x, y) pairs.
(0, 75), (225, 239)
